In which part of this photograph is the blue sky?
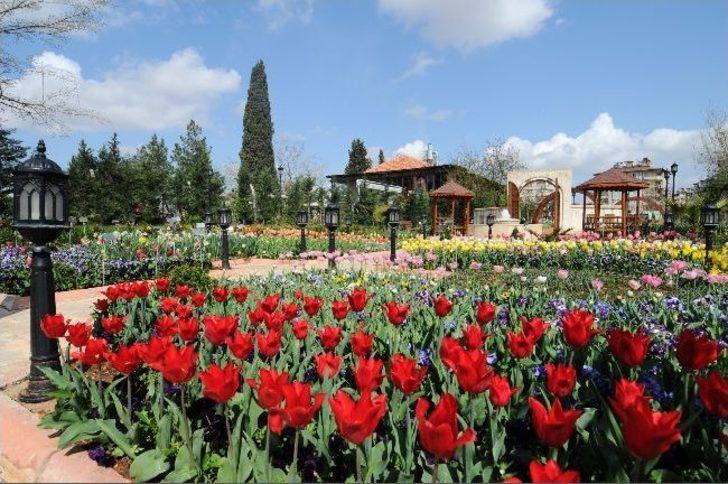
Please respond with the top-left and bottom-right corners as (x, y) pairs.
(5, 0), (726, 188)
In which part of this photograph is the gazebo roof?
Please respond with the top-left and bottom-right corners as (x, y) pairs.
(574, 167), (649, 192)
(430, 180), (474, 198)
(364, 154), (430, 173)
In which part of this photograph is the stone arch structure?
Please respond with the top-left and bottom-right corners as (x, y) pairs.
(507, 168), (575, 232)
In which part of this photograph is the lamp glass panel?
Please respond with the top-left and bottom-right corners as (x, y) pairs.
(30, 188), (40, 220)
(55, 190), (64, 221)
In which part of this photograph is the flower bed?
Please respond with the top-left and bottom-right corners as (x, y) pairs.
(36, 268), (728, 482)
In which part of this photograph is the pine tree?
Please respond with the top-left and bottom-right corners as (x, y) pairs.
(378, 149), (385, 165)
(172, 120), (224, 221)
(238, 60), (276, 222)
(128, 135), (173, 222)
(0, 129), (27, 220)
(345, 139), (370, 174)
(96, 133), (128, 223)
(68, 140), (99, 219)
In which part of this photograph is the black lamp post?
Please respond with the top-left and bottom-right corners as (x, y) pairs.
(663, 209), (674, 232)
(670, 162), (678, 201)
(662, 169), (670, 200)
(12, 140), (69, 403)
(218, 206), (232, 270)
(204, 211), (214, 233)
(295, 209), (309, 253)
(486, 213), (496, 239)
(700, 204), (720, 270)
(324, 203), (339, 269)
(387, 203), (400, 262)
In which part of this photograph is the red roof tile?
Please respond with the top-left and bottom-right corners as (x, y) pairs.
(575, 167), (650, 191)
(430, 180), (474, 198)
(364, 154), (430, 173)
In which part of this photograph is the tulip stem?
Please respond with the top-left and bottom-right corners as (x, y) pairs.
(126, 376), (133, 417)
(432, 460), (440, 484)
(180, 386), (201, 475)
(291, 430), (299, 479)
(631, 458), (642, 482)
(356, 444), (363, 483)
(223, 404), (232, 455)
(265, 427), (271, 482)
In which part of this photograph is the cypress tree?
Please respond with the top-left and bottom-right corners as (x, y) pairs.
(0, 129), (27, 220)
(378, 149), (385, 165)
(345, 138), (370, 174)
(238, 60), (276, 222)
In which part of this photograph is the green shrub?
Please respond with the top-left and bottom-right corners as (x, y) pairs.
(167, 264), (212, 291)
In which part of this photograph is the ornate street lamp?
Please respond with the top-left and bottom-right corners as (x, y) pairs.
(670, 162), (678, 201)
(204, 211), (215, 233)
(324, 203), (339, 269)
(12, 140), (69, 403)
(663, 209), (674, 232)
(662, 169), (670, 200)
(218, 206), (232, 270)
(486, 213), (496, 239)
(387, 203), (400, 262)
(700, 204), (720, 270)
(295, 209), (309, 253)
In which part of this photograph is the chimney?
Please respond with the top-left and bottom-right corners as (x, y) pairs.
(426, 142), (438, 166)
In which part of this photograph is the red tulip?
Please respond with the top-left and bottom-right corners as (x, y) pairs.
(137, 335), (171, 371)
(94, 298), (109, 313)
(155, 277), (170, 292)
(263, 311), (287, 332)
(257, 330), (282, 358)
(609, 379), (649, 422)
(696, 371), (728, 418)
(260, 293), (281, 313)
(232, 286), (250, 303)
(282, 302), (299, 321)
(66, 322), (92, 347)
(452, 348), (494, 394)
(200, 362), (240, 404)
(475, 301), (496, 324)
(213, 287), (229, 302)
(176, 304), (193, 319)
(607, 328), (650, 367)
(545, 363), (577, 399)
(354, 357), (385, 393)
(159, 297), (178, 314)
(439, 336), (464, 370)
(675, 330), (720, 370)
(329, 390), (387, 445)
(521, 316), (550, 342)
(160, 345), (197, 384)
(303, 296), (322, 317)
(292, 320), (309, 340)
(155, 314), (177, 337)
(507, 330), (535, 358)
(416, 393), (475, 460)
(248, 305), (267, 326)
(203, 314), (238, 345)
(347, 287), (369, 312)
(318, 325), (342, 350)
(133, 282), (150, 299)
(462, 324), (486, 350)
(528, 397), (583, 448)
(331, 300), (349, 320)
(433, 294), (453, 318)
(72, 338), (108, 366)
(105, 344), (141, 374)
(314, 352), (342, 379)
(175, 284), (191, 299)
(294, 290), (304, 299)
(246, 368), (290, 410)
(280, 381), (325, 429)
(488, 374), (518, 407)
(561, 309), (598, 348)
(177, 317), (199, 341)
(350, 330), (374, 357)
(619, 398), (681, 460)
(227, 329), (254, 360)
(383, 301), (409, 326)
(529, 460), (580, 483)
(388, 353), (427, 394)
(190, 292), (206, 307)
(41, 314), (66, 339)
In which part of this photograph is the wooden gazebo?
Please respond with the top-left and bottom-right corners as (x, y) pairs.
(430, 180), (474, 235)
(574, 167), (649, 236)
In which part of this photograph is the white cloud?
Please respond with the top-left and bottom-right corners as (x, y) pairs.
(395, 139), (429, 159)
(5, 48), (241, 132)
(399, 51), (442, 79)
(378, 0), (553, 50)
(504, 113), (703, 184)
(255, 0), (313, 29)
(404, 103), (453, 122)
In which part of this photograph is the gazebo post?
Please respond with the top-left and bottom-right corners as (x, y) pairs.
(621, 189), (627, 236)
(581, 190), (587, 231)
(464, 198), (470, 235)
(635, 189), (640, 230)
(450, 198), (456, 231)
(594, 189), (601, 233)
(431, 199), (438, 235)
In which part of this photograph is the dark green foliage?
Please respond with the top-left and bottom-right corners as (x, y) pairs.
(167, 264), (212, 291)
(172, 121), (225, 221)
(344, 138), (370, 174)
(378, 149), (385, 165)
(95, 133), (128, 223)
(0, 129), (28, 220)
(284, 175), (317, 220)
(68, 140), (99, 220)
(405, 184), (430, 223)
(126, 135), (174, 223)
(238, 60), (277, 222)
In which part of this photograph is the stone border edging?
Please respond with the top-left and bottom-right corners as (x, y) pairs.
(0, 392), (127, 482)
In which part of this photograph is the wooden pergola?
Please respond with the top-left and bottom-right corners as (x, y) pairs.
(574, 168), (649, 236)
(430, 180), (474, 235)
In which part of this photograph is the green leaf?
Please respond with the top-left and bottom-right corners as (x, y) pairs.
(38, 366), (71, 391)
(129, 449), (170, 482)
(156, 414), (172, 451)
(58, 420), (101, 449)
(94, 419), (136, 458)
